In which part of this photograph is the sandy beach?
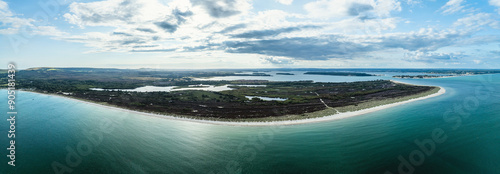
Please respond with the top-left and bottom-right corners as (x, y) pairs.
(21, 84), (446, 127)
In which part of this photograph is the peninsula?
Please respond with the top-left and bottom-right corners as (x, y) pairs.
(2, 68), (444, 123)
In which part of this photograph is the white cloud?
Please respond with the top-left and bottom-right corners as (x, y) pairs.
(0, 0), (66, 36)
(304, 0), (401, 19)
(224, 27), (473, 61)
(60, 0), (263, 52)
(490, 0), (500, 6)
(440, 0), (465, 15)
(406, 0), (421, 5)
(453, 13), (500, 30)
(59, 31), (163, 53)
(0, 0), (11, 15)
(33, 26), (68, 37)
(404, 51), (461, 63)
(36, 0), (497, 67)
(276, 0), (293, 5)
(61, 0), (196, 51)
(330, 17), (400, 35)
(60, 0), (319, 53)
(490, 0), (500, 13)
(301, 0), (401, 36)
(55, 0), (406, 56)
(63, 0), (171, 28)
(0, 0), (34, 34)
(58, 0), (474, 63)
(455, 35), (500, 46)
(261, 56), (295, 65)
(190, 0), (252, 18)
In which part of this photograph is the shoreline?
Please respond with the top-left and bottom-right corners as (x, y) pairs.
(16, 84), (446, 126)
(391, 73), (498, 79)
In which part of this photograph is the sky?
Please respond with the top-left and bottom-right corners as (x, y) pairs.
(0, 0), (500, 69)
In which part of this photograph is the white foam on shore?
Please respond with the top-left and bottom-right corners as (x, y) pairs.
(23, 83), (446, 127)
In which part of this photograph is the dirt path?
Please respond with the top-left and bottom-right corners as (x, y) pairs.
(315, 92), (339, 114)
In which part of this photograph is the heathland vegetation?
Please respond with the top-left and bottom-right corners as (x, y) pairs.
(1, 68), (440, 121)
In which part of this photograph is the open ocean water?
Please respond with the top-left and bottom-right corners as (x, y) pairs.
(1, 73), (499, 174)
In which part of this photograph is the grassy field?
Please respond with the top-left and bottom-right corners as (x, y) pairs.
(60, 86), (440, 123)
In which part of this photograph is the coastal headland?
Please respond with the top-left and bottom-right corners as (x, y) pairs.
(1, 68), (450, 126)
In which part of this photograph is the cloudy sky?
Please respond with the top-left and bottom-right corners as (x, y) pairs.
(1, 0), (500, 69)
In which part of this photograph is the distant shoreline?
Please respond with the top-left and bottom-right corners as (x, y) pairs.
(16, 82), (446, 126)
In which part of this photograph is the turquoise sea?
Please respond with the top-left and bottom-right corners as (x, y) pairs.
(1, 73), (500, 174)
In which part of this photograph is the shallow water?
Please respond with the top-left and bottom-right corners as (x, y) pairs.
(245, 96), (288, 101)
(1, 74), (499, 173)
(90, 85), (233, 92)
(195, 71), (451, 82)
